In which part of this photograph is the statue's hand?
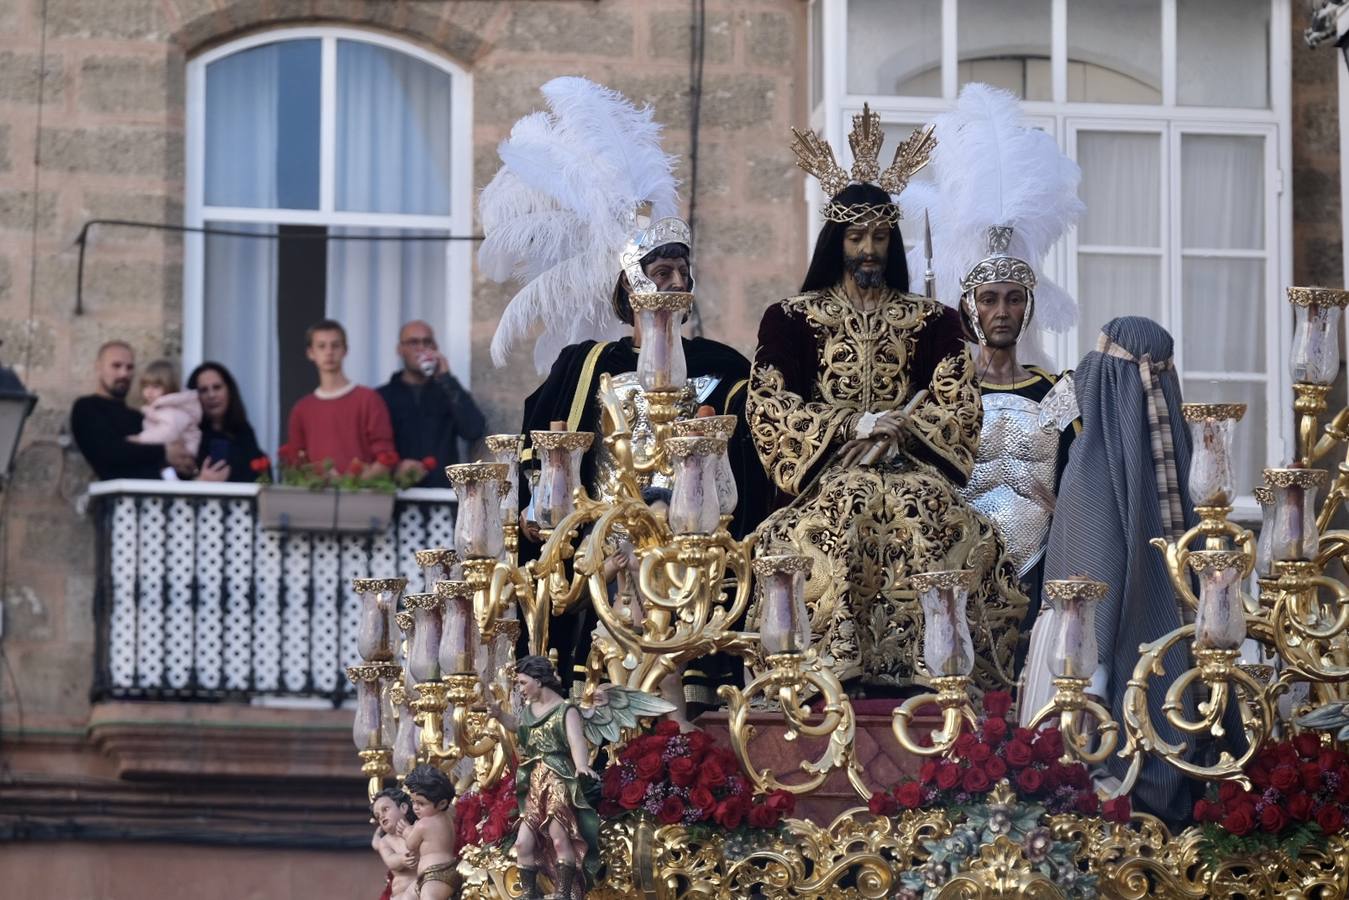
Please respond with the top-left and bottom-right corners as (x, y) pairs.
(576, 764), (599, 780)
(837, 438), (873, 469)
(872, 409), (911, 440)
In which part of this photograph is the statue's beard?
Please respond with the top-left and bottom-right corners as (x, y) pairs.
(844, 253), (886, 289)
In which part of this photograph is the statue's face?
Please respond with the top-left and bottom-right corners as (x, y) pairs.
(514, 671), (542, 701)
(409, 791), (446, 818)
(842, 219), (890, 290)
(642, 250), (691, 293)
(973, 281), (1029, 348)
(372, 796), (403, 832)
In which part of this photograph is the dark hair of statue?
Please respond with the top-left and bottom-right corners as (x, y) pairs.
(404, 763), (455, 808)
(515, 654), (566, 696)
(372, 786), (417, 824)
(611, 242), (691, 326)
(800, 184), (910, 294)
(187, 361), (252, 438)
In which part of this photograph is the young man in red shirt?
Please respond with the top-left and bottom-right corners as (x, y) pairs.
(285, 319), (404, 478)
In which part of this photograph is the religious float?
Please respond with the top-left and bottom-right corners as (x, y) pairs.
(344, 284), (1349, 899)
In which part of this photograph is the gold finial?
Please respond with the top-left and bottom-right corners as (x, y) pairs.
(848, 104), (884, 186)
(789, 126), (849, 199)
(879, 123), (936, 195)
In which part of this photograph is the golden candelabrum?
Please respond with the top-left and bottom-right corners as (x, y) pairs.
(351, 285), (1349, 898)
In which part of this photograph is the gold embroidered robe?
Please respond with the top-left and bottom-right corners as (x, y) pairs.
(747, 287), (1026, 689)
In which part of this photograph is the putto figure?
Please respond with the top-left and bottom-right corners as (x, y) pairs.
(747, 106), (1026, 693)
(401, 764), (460, 899)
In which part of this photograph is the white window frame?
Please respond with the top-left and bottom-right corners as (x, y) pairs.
(182, 26), (476, 391)
(811, 0), (1293, 517)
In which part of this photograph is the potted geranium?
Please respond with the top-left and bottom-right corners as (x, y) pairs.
(255, 446), (434, 532)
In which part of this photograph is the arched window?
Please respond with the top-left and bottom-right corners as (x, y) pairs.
(184, 28), (473, 454)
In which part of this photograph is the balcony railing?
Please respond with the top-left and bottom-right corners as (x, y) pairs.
(89, 480), (456, 706)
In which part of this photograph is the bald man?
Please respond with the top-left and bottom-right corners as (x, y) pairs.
(377, 321), (486, 487)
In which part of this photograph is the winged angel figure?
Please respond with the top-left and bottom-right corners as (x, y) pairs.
(489, 654), (673, 899)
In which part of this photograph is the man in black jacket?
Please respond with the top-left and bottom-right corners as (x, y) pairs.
(71, 341), (195, 480)
(377, 321), (486, 487)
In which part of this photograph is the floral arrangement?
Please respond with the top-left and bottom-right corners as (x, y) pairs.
(868, 691), (1131, 823)
(454, 765), (519, 850)
(895, 787), (1098, 900)
(1192, 734), (1349, 863)
(258, 445), (436, 492)
(599, 720), (795, 831)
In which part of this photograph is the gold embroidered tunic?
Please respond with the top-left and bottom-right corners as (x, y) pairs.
(748, 287), (1026, 689)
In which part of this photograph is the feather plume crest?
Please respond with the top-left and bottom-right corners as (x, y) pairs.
(481, 78), (680, 371)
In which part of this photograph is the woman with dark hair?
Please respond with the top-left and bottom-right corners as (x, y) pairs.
(187, 362), (268, 483)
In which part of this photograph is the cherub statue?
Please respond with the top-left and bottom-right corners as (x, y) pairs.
(370, 787), (417, 900)
(489, 654), (673, 899)
(401, 764), (460, 899)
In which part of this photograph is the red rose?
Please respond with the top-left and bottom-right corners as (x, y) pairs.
(654, 719), (681, 737)
(628, 734), (669, 757)
(1075, 791), (1101, 815)
(376, 450), (400, 468)
(1301, 762), (1324, 791)
(748, 803), (778, 829)
(1222, 805), (1256, 837)
(619, 781), (648, 810)
(1043, 765), (1062, 791)
(765, 790), (795, 818)
(420, 455), (438, 471)
(1260, 804), (1289, 834)
(1103, 796), (1132, 824)
(668, 756), (696, 787)
(869, 791), (898, 815)
(1193, 799), (1217, 823)
(1294, 733), (1322, 758)
(984, 756), (1008, 781)
(983, 690), (1013, 718)
(1317, 804), (1345, 834)
(968, 742), (993, 764)
(657, 795), (685, 825)
(962, 766), (993, 794)
(249, 456), (270, 473)
(598, 799), (622, 817)
(919, 760), (940, 785)
(688, 786), (717, 819)
(1012, 727), (1035, 744)
(895, 782), (924, 810)
(954, 733), (977, 755)
(1218, 780), (1244, 803)
(696, 757), (726, 789)
(1319, 751), (1343, 771)
(1016, 767), (1044, 794)
(1005, 741), (1034, 768)
(936, 763), (962, 790)
(1033, 730), (1064, 762)
(601, 766), (623, 800)
(1271, 765), (1299, 792)
(635, 752), (664, 781)
(686, 730), (713, 754)
(1288, 794), (1315, 822)
(1057, 762), (1089, 790)
(983, 717), (1008, 744)
(346, 458), (365, 476)
(1249, 763), (1272, 790)
(715, 798), (746, 829)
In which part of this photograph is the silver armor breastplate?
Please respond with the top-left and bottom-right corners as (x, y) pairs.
(591, 372), (720, 503)
(962, 392), (1060, 579)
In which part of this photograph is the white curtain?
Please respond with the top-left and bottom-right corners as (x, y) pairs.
(205, 44), (282, 208)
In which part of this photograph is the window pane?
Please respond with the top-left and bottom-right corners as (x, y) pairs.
(847, 0), (942, 96)
(1076, 132), (1161, 247)
(336, 41), (454, 216)
(811, 0), (824, 109)
(205, 40), (320, 210)
(958, 0), (1050, 101)
(1076, 254), (1162, 357)
(1066, 0), (1161, 104)
(1182, 378), (1267, 496)
(1181, 134), (1264, 250)
(1178, 0), (1269, 108)
(1182, 257), (1265, 371)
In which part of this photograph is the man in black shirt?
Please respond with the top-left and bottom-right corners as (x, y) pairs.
(71, 341), (195, 480)
(377, 321), (486, 488)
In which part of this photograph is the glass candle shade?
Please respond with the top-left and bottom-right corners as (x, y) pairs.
(912, 570), (976, 678)
(437, 580), (477, 675)
(1288, 287), (1349, 385)
(485, 434), (524, 522)
(1189, 550), (1249, 651)
(379, 676), (398, 748)
(1043, 578), (1107, 680)
(350, 670), (383, 751)
(404, 593), (443, 684)
(396, 611), (419, 703)
(392, 697), (419, 777)
(446, 463), (508, 560)
(754, 555), (813, 655)
(1265, 468), (1328, 562)
(353, 578), (406, 662)
(1253, 486), (1275, 578)
(1182, 403), (1245, 507)
(666, 436), (726, 535)
(630, 292), (692, 391)
(413, 548), (459, 593)
(672, 415), (738, 516)
(530, 431), (593, 529)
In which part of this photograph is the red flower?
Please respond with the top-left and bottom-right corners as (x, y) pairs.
(278, 443), (299, 465)
(983, 717), (1008, 744)
(657, 795), (685, 825)
(696, 757), (727, 789)
(1218, 780), (1244, 803)
(1319, 750), (1343, 772)
(601, 766), (623, 800)
(1012, 727), (1036, 744)
(954, 732), (977, 755)
(626, 734), (668, 757)
(869, 791), (898, 815)
(1193, 799), (1218, 823)
(748, 803), (778, 829)
(1288, 794), (1315, 822)
(480, 816), (505, 844)
(654, 720), (680, 737)
(598, 799), (622, 817)
(420, 455), (438, 471)
(1016, 767), (1044, 794)
(983, 691), (1013, 718)
(1032, 730), (1064, 762)
(688, 786), (717, 817)
(1294, 733), (1322, 758)
(765, 790), (795, 818)
(1075, 791), (1100, 815)
(686, 730), (713, 754)
(346, 458), (365, 476)
(715, 798), (747, 829)
(962, 766), (993, 794)
(1271, 765), (1299, 793)
(667, 756), (696, 787)
(1102, 796), (1132, 824)
(1005, 741), (1034, 768)
(1249, 763), (1272, 790)
(1057, 762), (1090, 790)
(968, 742), (992, 764)
(919, 760), (940, 785)
(895, 782), (924, 810)
(936, 763), (962, 790)
(1301, 762), (1323, 791)
(1260, 804), (1289, 834)
(619, 781), (648, 810)
(1222, 804), (1257, 837)
(1317, 804), (1344, 834)
(984, 756), (1007, 781)
(635, 753), (664, 781)
(376, 450), (400, 468)
(249, 456), (270, 473)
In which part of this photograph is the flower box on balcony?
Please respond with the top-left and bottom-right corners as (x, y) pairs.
(257, 485), (395, 533)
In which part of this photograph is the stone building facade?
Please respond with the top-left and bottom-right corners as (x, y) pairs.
(0, 1), (1340, 897)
